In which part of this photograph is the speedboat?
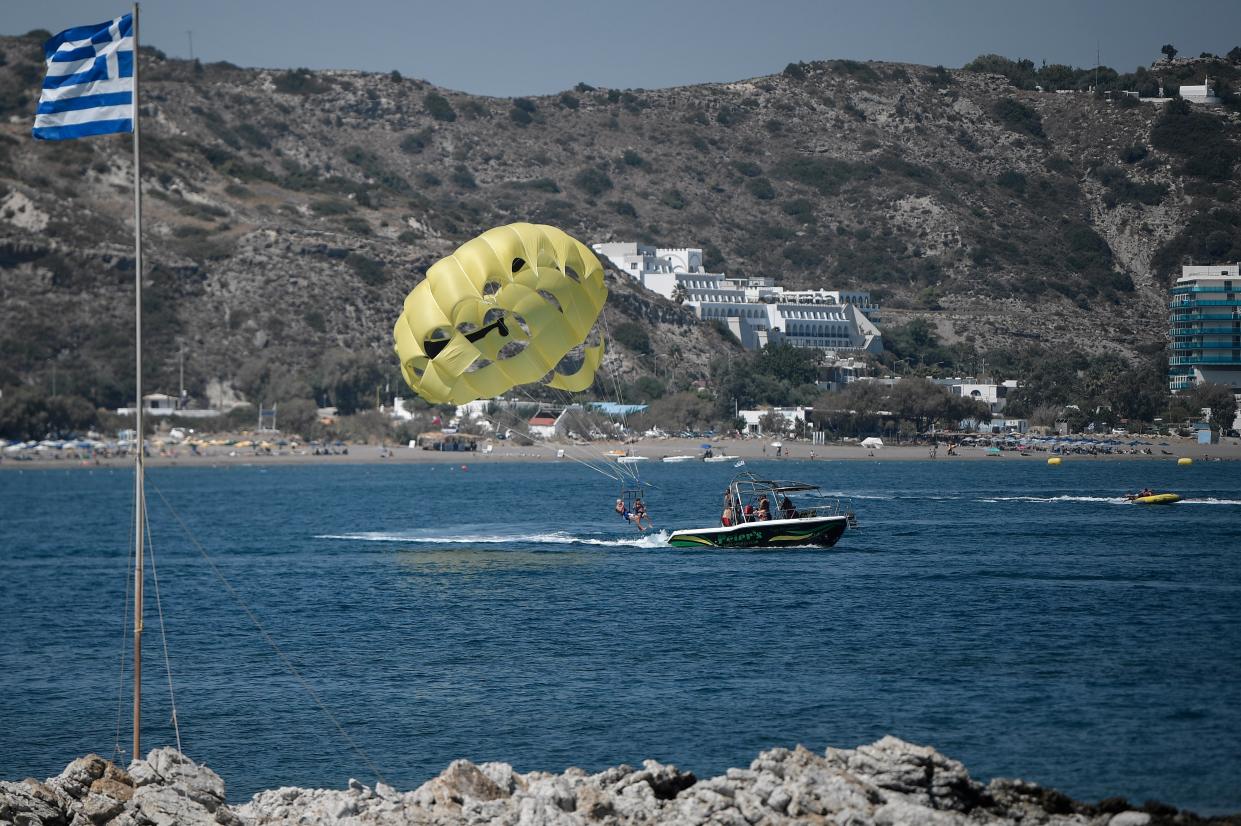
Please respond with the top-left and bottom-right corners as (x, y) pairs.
(668, 473), (856, 548)
(703, 454), (739, 463)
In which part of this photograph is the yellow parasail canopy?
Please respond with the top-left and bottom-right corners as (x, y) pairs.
(393, 223), (608, 404)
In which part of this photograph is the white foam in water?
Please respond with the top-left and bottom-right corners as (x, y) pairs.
(1179, 498), (1241, 506)
(983, 495), (1130, 504)
(316, 530), (671, 548)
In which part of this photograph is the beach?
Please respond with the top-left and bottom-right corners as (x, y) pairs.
(3, 434), (1240, 470)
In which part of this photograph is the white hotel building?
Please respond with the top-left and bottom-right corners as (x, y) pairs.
(592, 242), (883, 355)
(1169, 263), (1241, 393)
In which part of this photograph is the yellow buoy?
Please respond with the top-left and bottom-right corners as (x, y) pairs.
(1047, 457), (1062, 465)
(1178, 457), (1192, 466)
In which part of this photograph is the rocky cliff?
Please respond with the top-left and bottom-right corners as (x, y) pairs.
(4, 737), (1236, 826)
(1, 33), (1239, 408)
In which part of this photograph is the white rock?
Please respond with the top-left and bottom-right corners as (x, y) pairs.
(1109, 813), (1151, 826)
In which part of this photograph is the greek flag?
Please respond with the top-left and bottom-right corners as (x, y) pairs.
(33, 13), (134, 141)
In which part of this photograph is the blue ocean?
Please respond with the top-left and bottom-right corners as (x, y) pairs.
(1, 459), (1238, 811)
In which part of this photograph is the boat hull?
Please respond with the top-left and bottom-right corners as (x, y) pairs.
(668, 516), (848, 548)
(1132, 493), (1181, 505)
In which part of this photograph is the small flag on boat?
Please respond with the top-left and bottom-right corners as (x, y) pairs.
(33, 13), (134, 141)
(734, 460), (746, 467)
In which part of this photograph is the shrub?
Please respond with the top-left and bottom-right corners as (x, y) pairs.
(612, 322), (651, 354)
(783, 62), (807, 80)
(274, 68), (327, 94)
(1120, 144), (1148, 164)
(716, 106), (742, 126)
(781, 198), (815, 222)
(341, 216), (371, 235)
(558, 93), (579, 109)
(423, 92), (456, 122)
(660, 189), (686, 210)
(400, 128), (433, 154)
(1151, 98), (1238, 181)
(732, 160), (762, 177)
(346, 252), (386, 286)
(993, 98), (1044, 138)
(773, 156), (873, 195)
(451, 166), (477, 189)
(622, 149), (645, 167)
(509, 107), (533, 126)
(996, 169), (1027, 191)
(512, 97), (537, 113)
(608, 200), (637, 217)
(572, 167), (613, 196)
(783, 244), (819, 267)
(746, 177), (776, 200)
(304, 309), (327, 333)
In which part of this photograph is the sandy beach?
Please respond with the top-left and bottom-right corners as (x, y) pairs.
(4, 434), (1240, 470)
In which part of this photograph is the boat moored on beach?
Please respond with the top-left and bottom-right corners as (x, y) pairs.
(668, 473), (856, 548)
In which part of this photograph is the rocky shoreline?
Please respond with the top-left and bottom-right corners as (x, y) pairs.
(3, 737), (1238, 826)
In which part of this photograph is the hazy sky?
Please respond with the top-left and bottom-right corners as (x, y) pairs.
(7, 0), (1241, 97)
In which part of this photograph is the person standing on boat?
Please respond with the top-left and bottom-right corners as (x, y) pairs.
(721, 490), (735, 527)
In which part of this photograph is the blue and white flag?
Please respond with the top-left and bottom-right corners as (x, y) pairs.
(33, 13), (135, 141)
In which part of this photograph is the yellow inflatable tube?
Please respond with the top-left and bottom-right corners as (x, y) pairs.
(1130, 493), (1182, 505)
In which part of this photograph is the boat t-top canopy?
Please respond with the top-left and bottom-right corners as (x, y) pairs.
(728, 473), (821, 495)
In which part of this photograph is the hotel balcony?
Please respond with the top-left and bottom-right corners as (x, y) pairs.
(1168, 354), (1241, 366)
(1169, 298), (1241, 309)
(1171, 284), (1238, 294)
(1169, 341), (1241, 350)
(1171, 325), (1241, 334)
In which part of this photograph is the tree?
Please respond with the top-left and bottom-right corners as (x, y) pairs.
(1182, 382), (1238, 433)
(1161, 44), (1178, 61)
(755, 343), (821, 386)
(1228, 46), (1241, 63)
(758, 411), (790, 435)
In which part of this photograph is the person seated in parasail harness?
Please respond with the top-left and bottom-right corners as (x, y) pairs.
(616, 498), (646, 532)
(632, 498), (653, 531)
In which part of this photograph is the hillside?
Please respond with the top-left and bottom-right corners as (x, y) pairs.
(1, 33), (1239, 415)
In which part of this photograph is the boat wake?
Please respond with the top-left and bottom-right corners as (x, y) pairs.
(981, 495), (1131, 504)
(315, 530), (671, 548)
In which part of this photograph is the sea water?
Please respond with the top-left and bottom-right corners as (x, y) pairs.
(0, 459), (1238, 811)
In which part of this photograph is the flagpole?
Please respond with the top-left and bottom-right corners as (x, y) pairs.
(131, 0), (145, 764)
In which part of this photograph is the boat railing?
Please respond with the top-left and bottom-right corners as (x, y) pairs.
(733, 496), (856, 524)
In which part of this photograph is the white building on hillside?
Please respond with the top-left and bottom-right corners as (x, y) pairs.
(947, 380), (1019, 416)
(592, 241), (882, 355)
(738, 406), (813, 436)
(1179, 78), (1223, 105)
